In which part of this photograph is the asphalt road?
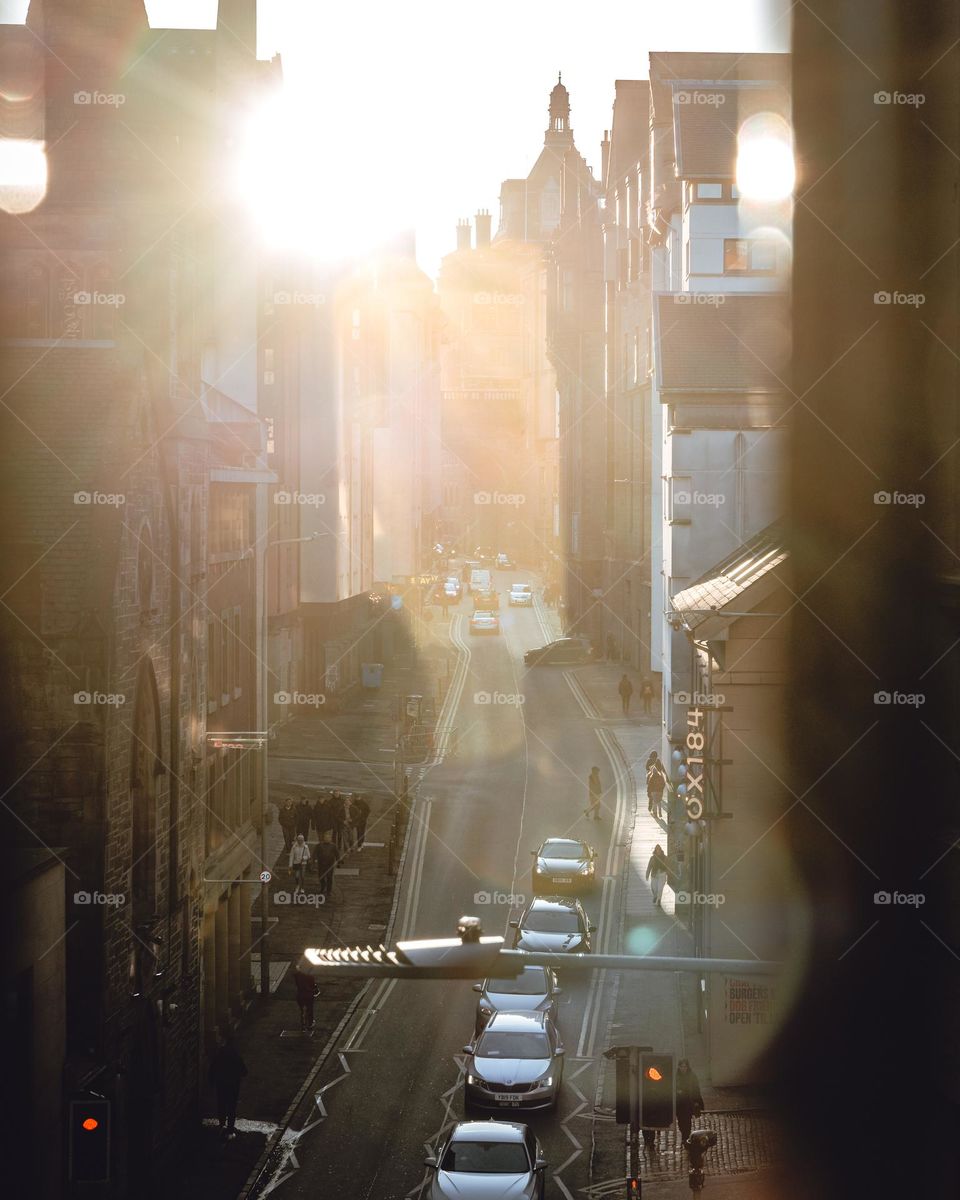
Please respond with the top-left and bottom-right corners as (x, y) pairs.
(257, 576), (632, 1199)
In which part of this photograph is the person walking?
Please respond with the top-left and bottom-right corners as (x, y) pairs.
(295, 795), (312, 840)
(675, 1058), (705, 1147)
(352, 793), (371, 848)
(646, 754), (667, 819)
(312, 792), (333, 842)
(289, 833), (310, 895)
(641, 677), (654, 716)
(209, 1033), (247, 1139)
(278, 797), (297, 854)
(342, 794), (357, 853)
(646, 843), (669, 907)
(315, 830), (338, 900)
(329, 790), (346, 854)
(585, 766), (602, 821)
(618, 673), (634, 715)
(293, 966), (318, 1032)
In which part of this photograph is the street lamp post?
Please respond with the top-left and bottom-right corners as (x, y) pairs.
(253, 530), (319, 1001)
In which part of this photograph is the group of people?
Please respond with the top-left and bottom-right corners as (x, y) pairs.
(617, 672), (654, 716)
(279, 790), (371, 899)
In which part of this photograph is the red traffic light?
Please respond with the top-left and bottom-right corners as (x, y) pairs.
(81, 1117), (98, 1131)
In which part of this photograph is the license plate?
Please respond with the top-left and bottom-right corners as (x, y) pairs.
(552, 877), (568, 884)
(493, 1093), (521, 1103)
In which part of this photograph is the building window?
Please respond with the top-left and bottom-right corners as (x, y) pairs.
(696, 182), (724, 200)
(723, 238), (778, 274)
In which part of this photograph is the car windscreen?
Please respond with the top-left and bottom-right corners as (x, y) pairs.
(440, 1141), (529, 1174)
(486, 969), (547, 995)
(511, 585), (531, 593)
(476, 1030), (551, 1058)
(524, 910), (580, 933)
(542, 842), (583, 859)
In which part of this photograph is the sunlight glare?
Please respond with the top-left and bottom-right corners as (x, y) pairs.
(0, 138), (47, 213)
(736, 112), (795, 202)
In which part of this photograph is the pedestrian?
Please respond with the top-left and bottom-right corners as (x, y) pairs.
(585, 765), (602, 821)
(342, 794), (357, 852)
(289, 832), (310, 895)
(278, 797), (297, 854)
(606, 633), (617, 662)
(315, 830), (338, 899)
(295, 795), (312, 840)
(646, 755), (666, 819)
(293, 966), (318, 1032)
(312, 791), (333, 841)
(329, 790), (346, 853)
(646, 843), (669, 907)
(618, 673), (634, 715)
(209, 1033), (247, 1139)
(641, 676), (654, 716)
(675, 1057), (705, 1147)
(352, 792), (371, 848)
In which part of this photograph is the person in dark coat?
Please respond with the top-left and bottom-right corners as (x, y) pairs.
(618, 673), (634, 715)
(315, 830), (338, 899)
(278, 797), (297, 853)
(209, 1033), (247, 1138)
(646, 754), (667, 819)
(295, 796), (312, 839)
(352, 793), (371, 848)
(312, 792), (333, 840)
(675, 1058), (704, 1146)
(293, 966), (318, 1032)
(329, 790), (346, 852)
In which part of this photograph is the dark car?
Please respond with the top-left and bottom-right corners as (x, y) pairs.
(531, 837), (597, 894)
(473, 965), (562, 1035)
(510, 895), (594, 953)
(523, 637), (592, 666)
(425, 1120), (547, 1200)
(463, 1010), (565, 1113)
(473, 588), (500, 611)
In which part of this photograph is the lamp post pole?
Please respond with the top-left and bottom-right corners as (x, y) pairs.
(256, 530), (319, 1000)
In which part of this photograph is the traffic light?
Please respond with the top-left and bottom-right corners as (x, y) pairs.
(614, 1053), (631, 1123)
(639, 1052), (675, 1128)
(68, 1097), (111, 1183)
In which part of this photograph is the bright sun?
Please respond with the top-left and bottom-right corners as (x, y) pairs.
(736, 113), (795, 202)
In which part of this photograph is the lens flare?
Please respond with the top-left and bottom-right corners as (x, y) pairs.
(736, 113), (795, 202)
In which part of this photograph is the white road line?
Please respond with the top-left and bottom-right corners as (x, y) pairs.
(563, 669), (601, 720)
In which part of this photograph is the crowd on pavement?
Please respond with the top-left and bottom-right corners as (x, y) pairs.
(277, 789), (372, 899)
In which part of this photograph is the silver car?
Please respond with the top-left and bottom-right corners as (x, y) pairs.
(531, 837), (597, 894)
(473, 965), (562, 1035)
(425, 1120), (547, 1200)
(463, 1010), (565, 1112)
(510, 895), (594, 953)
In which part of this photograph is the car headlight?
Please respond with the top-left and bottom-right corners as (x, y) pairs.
(534, 864), (544, 874)
(580, 863), (594, 874)
(537, 1076), (553, 1088)
(478, 1002), (492, 1015)
(466, 1073), (477, 1085)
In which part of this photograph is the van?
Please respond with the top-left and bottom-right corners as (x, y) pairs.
(470, 567), (491, 593)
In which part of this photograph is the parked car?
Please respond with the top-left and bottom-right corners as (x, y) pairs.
(473, 587), (500, 611)
(473, 965), (562, 1035)
(508, 583), (533, 607)
(470, 611), (500, 636)
(510, 895), (594, 953)
(462, 1011), (565, 1113)
(522, 637), (592, 666)
(424, 1120), (547, 1199)
(531, 837), (596, 894)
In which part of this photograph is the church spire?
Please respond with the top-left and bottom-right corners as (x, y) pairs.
(547, 73), (572, 142)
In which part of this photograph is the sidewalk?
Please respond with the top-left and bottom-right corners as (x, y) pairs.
(572, 662), (776, 1192)
(165, 651), (450, 1200)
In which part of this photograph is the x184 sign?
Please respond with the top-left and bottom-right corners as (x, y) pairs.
(684, 708), (706, 820)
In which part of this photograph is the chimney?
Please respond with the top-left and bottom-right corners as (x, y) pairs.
(475, 209), (492, 248)
(601, 130), (611, 190)
(456, 219), (472, 252)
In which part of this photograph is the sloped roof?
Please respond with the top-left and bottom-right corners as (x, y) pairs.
(672, 80), (791, 179)
(605, 80), (650, 189)
(671, 520), (788, 630)
(654, 292), (789, 393)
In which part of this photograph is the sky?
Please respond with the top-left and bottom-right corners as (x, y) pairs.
(6, 0), (791, 278)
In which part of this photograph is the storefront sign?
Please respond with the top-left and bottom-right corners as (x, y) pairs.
(684, 707), (706, 820)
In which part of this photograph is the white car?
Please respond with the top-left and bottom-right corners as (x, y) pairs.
(425, 1120), (547, 1199)
(496, 553), (513, 568)
(508, 583), (533, 607)
(470, 611), (500, 636)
